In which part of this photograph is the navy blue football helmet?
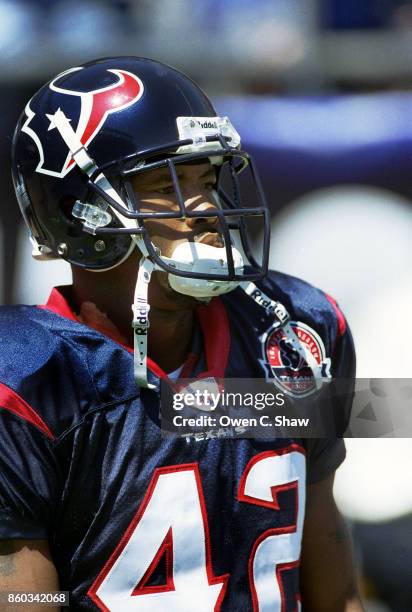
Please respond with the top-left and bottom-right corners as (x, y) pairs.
(11, 56), (270, 281)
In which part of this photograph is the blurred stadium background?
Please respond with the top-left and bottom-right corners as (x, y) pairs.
(0, 1), (411, 610)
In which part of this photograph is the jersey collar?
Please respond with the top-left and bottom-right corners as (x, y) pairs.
(39, 287), (230, 382)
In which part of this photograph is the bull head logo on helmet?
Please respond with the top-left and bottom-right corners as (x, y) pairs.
(21, 67), (144, 178)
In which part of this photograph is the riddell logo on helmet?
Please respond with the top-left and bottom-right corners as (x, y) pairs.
(197, 120), (218, 129)
(21, 67), (144, 178)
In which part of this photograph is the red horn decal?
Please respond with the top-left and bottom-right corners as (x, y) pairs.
(81, 70), (142, 146)
(65, 69), (143, 170)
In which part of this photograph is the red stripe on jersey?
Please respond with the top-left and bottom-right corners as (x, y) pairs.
(0, 382), (55, 440)
(325, 294), (346, 337)
(197, 297), (230, 379)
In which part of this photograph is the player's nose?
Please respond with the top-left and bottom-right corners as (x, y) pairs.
(183, 193), (220, 230)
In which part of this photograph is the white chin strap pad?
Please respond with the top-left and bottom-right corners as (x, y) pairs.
(167, 241), (244, 298)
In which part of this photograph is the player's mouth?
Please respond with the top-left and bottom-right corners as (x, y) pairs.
(193, 229), (224, 248)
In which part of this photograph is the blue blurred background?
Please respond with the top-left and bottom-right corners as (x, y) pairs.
(0, 2), (411, 610)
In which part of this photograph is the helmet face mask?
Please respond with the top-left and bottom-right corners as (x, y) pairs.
(12, 56), (270, 280)
(87, 150), (270, 282)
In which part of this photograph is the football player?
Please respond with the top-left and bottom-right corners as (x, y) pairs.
(0, 57), (363, 610)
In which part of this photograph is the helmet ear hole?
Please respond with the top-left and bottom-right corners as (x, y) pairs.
(60, 196), (77, 221)
(59, 196), (86, 240)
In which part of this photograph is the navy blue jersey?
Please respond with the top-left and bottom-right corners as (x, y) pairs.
(0, 271), (355, 611)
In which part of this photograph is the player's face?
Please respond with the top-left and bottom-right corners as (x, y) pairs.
(130, 161), (224, 258)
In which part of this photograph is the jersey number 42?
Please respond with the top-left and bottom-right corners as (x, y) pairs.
(88, 445), (305, 612)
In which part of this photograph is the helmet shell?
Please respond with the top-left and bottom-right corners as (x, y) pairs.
(11, 56), (217, 269)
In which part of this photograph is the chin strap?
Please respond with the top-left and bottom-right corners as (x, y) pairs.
(133, 258), (156, 389)
(51, 109), (198, 389)
(241, 281), (325, 388)
(53, 109), (158, 389)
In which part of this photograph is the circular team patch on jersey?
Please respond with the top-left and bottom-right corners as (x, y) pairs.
(261, 321), (331, 397)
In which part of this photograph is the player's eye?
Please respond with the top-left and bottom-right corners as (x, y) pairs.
(155, 185), (175, 195)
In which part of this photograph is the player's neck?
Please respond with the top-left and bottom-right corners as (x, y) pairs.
(147, 306), (195, 373)
(69, 267), (197, 374)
